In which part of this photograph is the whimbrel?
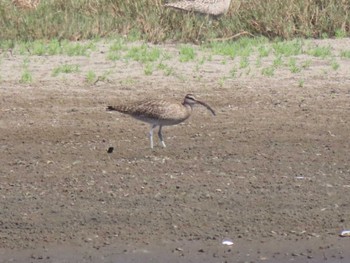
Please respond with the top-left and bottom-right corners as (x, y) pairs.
(12, 0), (40, 9)
(106, 94), (215, 149)
(164, 0), (232, 16)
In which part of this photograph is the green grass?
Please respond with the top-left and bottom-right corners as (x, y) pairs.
(239, 56), (249, 69)
(306, 45), (332, 58)
(143, 63), (154, 75)
(340, 50), (350, 58)
(258, 45), (271, 57)
(52, 64), (80, 76)
(20, 69), (33, 83)
(298, 79), (305, 88)
(208, 37), (268, 59)
(272, 39), (304, 56)
(335, 29), (347, 39)
(273, 55), (283, 68)
(125, 44), (161, 63)
(261, 66), (275, 77)
(179, 45), (196, 62)
(86, 70), (97, 84)
(0, 0), (349, 43)
(288, 58), (301, 73)
(157, 62), (173, 76)
(330, 59), (340, 70)
(19, 58), (33, 83)
(14, 39), (96, 56)
(230, 66), (237, 78)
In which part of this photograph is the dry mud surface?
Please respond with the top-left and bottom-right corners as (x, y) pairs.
(0, 39), (350, 262)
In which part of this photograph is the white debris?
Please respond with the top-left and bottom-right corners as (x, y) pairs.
(222, 238), (234, 246)
(340, 230), (350, 237)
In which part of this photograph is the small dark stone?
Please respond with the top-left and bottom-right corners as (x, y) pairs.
(107, 147), (114, 153)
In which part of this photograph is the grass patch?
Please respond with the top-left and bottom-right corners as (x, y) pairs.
(179, 45), (196, 62)
(330, 59), (340, 70)
(272, 39), (304, 56)
(298, 79), (305, 88)
(306, 45), (332, 58)
(20, 69), (33, 83)
(288, 57), (301, 73)
(143, 63), (154, 75)
(0, 0), (349, 42)
(19, 58), (33, 83)
(273, 55), (283, 68)
(52, 64), (80, 76)
(208, 37), (268, 59)
(157, 62), (173, 76)
(125, 44), (161, 63)
(14, 39), (96, 56)
(239, 56), (249, 69)
(86, 70), (97, 84)
(258, 45), (271, 57)
(261, 66), (275, 77)
(340, 50), (350, 59)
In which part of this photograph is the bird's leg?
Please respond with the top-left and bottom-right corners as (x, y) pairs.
(158, 125), (166, 148)
(149, 124), (157, 149)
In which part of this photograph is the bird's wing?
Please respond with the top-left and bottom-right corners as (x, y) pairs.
(128, 100), (188, 122)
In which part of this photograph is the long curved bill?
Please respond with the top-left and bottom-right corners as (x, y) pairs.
(196, 100), (216, 116)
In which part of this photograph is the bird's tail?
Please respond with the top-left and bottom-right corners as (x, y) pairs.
(106, 106), (117, 111)
(106, 105), (130, 113)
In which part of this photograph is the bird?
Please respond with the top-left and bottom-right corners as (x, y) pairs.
(164, 0), (232, 16)
(12, 0), (40, 9)
(106, 94), (215, 149)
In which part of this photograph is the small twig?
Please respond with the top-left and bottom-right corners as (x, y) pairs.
(93, 76), (103, 85)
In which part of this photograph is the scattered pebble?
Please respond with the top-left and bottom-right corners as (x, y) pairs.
(107, 146), (114, 153)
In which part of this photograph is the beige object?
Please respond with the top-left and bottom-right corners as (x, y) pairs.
(12, 0), (40, 9)
(107, 94), (215, 148)
(164, 0), (232, 16)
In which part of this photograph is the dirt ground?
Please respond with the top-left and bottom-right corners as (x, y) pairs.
(0, 38), (350, 262)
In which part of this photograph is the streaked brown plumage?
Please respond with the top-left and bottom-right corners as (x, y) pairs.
(107, 94), (215, 148)
(12, 0), (40, 9)
(164, 0), (232, 16)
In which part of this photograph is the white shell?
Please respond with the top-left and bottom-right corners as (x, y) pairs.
(222, 238), (234, 246)
(340, 230), (350, 237)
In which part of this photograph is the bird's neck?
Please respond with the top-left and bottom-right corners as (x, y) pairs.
(182, 102), (193, 111)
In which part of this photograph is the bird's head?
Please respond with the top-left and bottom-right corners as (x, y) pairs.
(183, 94), (216, 116)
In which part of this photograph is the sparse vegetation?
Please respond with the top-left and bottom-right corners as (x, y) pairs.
(20, 69), (33, 83)
(19, 57), (33, 83)
(179, 45), (196, 62)
(261, 66), (275, 77)
(52, 64), (80, 76)
(272, 39), (304, 56)
(143, 63), (154, 75)
(239, 56), (249, 69)
(307, 45), (332, 58)
(288, 57), (301, 73)
(298, 79), (305, 88)
(340, 50), (350, 59)
(273, 55), (283, 68)
(301, 60), (312, 69)
(125, 45), (161, 63)
(330, 59), (340, 70)
(86, 70), (97, 84)
(0, 0), (349, 43)
(14, 39), (96, 56)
